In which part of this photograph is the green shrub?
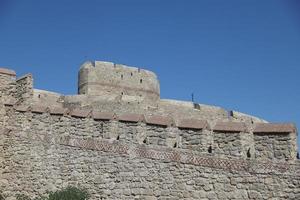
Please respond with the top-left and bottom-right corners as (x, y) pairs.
(46, 186), (89, 200)
(13, 187), (90, 200)
(16, 194), (31, 200)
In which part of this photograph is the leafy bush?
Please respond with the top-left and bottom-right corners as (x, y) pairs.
(1, 187), (90, 200)
(46, 186), (89, 200)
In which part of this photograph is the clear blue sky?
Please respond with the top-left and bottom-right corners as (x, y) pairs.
(1, 0), (300, 145)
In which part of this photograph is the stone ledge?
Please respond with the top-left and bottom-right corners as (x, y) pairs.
(29, 105), (48, 114)
(14, 105), (29, 112)
(213, 122), (247, 133)
(49, 106), (67, 115)
(177, 119), (209, 130)
(145, 115), (173, 127)
(254, 123), (297, 133)
(70, 109), (91, 118)
(3, 99), (17, 106)
(118, 113), (144, 123)
(16, 73), (32, 81)
(0, 68), (16, 76)
(92, 111), (115, 120)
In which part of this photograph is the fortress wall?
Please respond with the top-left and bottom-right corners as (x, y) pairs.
(78, 61), (160, 102)
(254, 133), (296, 160)
(0, 65), (299, 199)
(0, 105), (299, 199)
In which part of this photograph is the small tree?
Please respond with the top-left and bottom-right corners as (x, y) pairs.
(47, 186), (89, 200)
(14, 187), (90, 200)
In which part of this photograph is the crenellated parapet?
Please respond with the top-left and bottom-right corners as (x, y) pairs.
(3, 101), (298, 162)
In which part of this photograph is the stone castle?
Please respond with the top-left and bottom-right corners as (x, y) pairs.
(0, 61), (299, 199)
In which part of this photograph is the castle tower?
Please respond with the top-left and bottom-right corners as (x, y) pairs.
(78, 61), (160, 102)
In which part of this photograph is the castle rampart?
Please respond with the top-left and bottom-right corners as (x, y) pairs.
(0, 62), (299, 199)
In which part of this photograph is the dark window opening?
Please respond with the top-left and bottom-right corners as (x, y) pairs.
(143, 138), (147, 144)
(247, 148), (251, 158)
(193, 103), (201, 110)
(100, 123), (104, 134)
(131, 72), (133, 76)
(208, 146), (212, 153)
(116, 135), (120, 140)
(140, 79), (143, 83)
(173, 142), (177, 148)
(121, 74), (123, 79)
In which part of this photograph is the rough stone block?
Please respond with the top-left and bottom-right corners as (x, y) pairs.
(14, 105), (29, 112)
(3, 98), (16, 106)
(213, 121), (247, 133)
(177, 119), (209, 130)
(70, 109), (91, 118)
(92, 111), (114, 120)
(49, 106), (67, 115)
(254, 123), (296, 133)
(0, 68), (16, 76)
(30, 104), (48, 114)
(117, 113), (144, 123)
(145, 115), (173, 127)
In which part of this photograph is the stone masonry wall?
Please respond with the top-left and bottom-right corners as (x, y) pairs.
(0, 105), (299, 200)
(254, 133), (295, 160)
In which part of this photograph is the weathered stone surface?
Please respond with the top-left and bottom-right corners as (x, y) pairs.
(30, 104), (48, 114)
(14, 105), (29, 112)
(0, 68), (16, 76)
(145, 115), (173, 127)
(48, 106), (66, 115)
(117, 113), (144, 123)
(214, 121), (247, 133)
(177, 119), (208, 130)
(254, 123), (296, 133)
(70, 108), (91, 118)
(92, 111), (115, 120)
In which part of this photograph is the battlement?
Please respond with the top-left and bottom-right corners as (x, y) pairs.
(78, 61), (160, 102)
(2, 101), (298, 162)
